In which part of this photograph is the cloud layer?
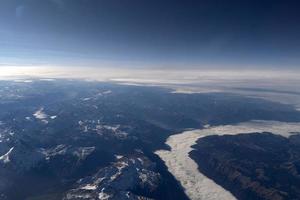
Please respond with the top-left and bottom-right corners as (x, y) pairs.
(155, 120), (300, 200)
(1, 66), (300, 110)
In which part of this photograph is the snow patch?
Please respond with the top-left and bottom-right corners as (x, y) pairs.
(137, 158), (144, 164)
(115, 155), (124, 159)
(73, 147), (95, 160)
(138, 172), (148, 183)
(33, 108), (57, 123)
(98, 188), (111, 200)
(33, 108), (48, 119)
(110, 161), (129, 181)
(40, 144), (68, 159)
(81, 184), (97, 190)
(33, 108), (49, 123)
(0, 147), (14, 164)
(203, 124), (210, 128)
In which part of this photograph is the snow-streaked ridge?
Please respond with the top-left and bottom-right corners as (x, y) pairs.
(155, 120), (300, 200)
(0, 147), (14, 164)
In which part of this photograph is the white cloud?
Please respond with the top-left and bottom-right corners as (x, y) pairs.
(1, 66), (300, 110)
(0, 67), (299, 82)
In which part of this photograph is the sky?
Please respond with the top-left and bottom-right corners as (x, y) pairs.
(1, 0), (300, 69)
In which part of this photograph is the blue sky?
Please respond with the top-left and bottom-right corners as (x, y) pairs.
(1, 0), (300, 69)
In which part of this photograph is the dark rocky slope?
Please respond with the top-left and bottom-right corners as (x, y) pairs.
(190, 133), (300, 200)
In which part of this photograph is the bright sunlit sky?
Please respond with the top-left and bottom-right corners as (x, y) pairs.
(1, 0), (300, 70)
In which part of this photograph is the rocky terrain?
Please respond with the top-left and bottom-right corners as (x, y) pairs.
(64, 152), (160, 200)
(1, 79), (300, 199)
(190, 133), (300, 200)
